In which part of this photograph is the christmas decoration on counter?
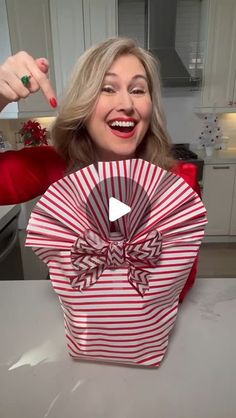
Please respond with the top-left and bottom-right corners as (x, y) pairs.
(197, 114), (223, 156)
(18, 120), (49, 147)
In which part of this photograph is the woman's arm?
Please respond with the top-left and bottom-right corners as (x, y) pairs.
(0, 147), (66, 204)
(0, 52), (60, 204)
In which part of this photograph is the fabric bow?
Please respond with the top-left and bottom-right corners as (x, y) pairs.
(70, 230), (162, 296)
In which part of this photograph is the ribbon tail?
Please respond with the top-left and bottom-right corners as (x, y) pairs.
(128, 265), (149, 297)
(70, 264), (105, 291)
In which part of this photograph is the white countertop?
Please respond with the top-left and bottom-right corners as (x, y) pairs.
(197, 147), (236, 164)
(0, 278), (236, 418)
(0, 204), (20, 230)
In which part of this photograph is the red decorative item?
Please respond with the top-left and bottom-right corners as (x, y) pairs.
(18, 120), (48, 147)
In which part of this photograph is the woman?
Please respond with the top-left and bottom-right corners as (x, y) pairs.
(0, 38), (199, 199)
(0, 38), (201, 303)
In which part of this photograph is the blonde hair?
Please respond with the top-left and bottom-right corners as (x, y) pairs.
(51, 37), (174, 171)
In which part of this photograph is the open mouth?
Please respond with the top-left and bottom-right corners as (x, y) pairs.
(108, 120), (137, 136)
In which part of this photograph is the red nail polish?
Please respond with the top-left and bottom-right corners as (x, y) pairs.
(50, 97), (57, 108)
(40, 60), (47, 67)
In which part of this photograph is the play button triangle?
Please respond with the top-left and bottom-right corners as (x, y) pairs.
(109, 197), (131, 222)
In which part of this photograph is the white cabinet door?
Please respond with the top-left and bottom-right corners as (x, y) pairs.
(0, 0), (18, 117)
(49, 0), (117, 99)
(230, 177), (236, 235)
(83, 0), (118, 49)
(50, 0), (85, 100)
(0, 0), (11, 63)
(6, 0), (56, 116)
(202, 164), (236, 235)
(201, 0), (236, 110)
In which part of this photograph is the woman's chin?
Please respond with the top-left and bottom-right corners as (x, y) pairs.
(97, 147), (137, 161)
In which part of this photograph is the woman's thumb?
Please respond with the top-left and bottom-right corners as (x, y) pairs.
(35, 58), (49, 74)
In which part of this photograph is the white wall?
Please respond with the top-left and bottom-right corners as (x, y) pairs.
(162, 89), (202, 144)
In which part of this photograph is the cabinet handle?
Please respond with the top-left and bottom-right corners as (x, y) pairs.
(232, 70), (236, 106)
(228, 71), (236, 106)
(213, 166), (230, 169)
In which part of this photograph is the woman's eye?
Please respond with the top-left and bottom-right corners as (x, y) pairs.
(131, 88), (146, 95)
(101, 85), (115, 93)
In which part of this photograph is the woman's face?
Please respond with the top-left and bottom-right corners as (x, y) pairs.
(86, 54), (152, 161)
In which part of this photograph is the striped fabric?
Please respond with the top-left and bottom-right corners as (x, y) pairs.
(26, 159), (207, 367)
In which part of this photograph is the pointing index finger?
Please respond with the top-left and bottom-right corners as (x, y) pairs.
(26, 55), (57, 108)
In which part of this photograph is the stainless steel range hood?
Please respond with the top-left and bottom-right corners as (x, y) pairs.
(147, 0), (200, 87)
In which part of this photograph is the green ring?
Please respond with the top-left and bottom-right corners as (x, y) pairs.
(21, 75), (31, 87)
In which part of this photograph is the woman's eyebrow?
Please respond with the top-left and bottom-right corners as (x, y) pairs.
(105, 72), (148, 82)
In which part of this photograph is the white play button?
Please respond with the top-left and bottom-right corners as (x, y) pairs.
(109, 197), (131, 222)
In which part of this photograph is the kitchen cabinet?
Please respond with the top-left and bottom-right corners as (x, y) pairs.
(200, 0), (236, 111)
(0, 204), (24, 280)
(0, 0), (18, 117)
(230, 178), (236, 235)
(50, 0), (117, 98)
(4, 0), (56, 117)
(83, 0), (117, 49)
(0, 0), (118, 115)
(49, 0), (85, 100)
(202, 162), (236, 235)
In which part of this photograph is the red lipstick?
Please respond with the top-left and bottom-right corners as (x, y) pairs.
(108, 117), (137, 139)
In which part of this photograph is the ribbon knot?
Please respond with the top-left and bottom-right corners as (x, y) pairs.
(107, 239), (125, 267)
(70, 230), (162, 296)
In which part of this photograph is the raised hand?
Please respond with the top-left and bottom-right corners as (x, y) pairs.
(0, 51), (57, 111)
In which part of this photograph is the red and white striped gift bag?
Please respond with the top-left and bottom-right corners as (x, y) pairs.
(26, 159), (207, 367)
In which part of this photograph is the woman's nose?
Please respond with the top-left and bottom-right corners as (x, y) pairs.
(116, 90), (134, 113)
